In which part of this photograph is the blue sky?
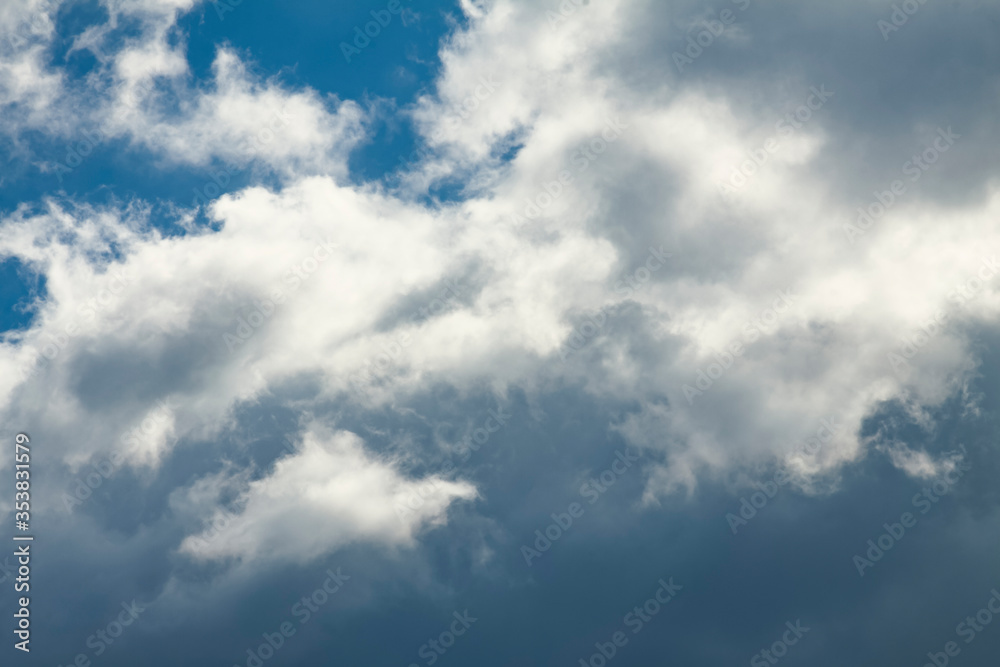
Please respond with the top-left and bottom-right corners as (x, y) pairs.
(2, 1), (1000, 666)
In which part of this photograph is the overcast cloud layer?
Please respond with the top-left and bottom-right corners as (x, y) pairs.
(1, 0), (1000, 665)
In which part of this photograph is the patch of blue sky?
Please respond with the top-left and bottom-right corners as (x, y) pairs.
(0, 256), (47, 334)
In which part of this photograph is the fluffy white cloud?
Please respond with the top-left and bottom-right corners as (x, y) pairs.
(178, 426), (477, 565)
(0, 166), (615, 474)
(0, 1), (66, 137)
(96, 47), (367, 177)
(399, 0), (1000, 496)
(1, 0), (999, 564)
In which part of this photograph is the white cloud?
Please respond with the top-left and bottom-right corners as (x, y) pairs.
(879, 442), (965, 481)
(1, 0), (1000, 562)
(96, 47), (367, 177)
(178, 426), (477, 565)
(396, 0), (1000, 496)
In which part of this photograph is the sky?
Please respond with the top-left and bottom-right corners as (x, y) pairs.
(1, 0), (1000, 665)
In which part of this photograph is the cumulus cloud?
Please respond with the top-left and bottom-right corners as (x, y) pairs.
(177, 425), (477, 565)
(95, 47), (367, 177)
(0, 166), (614, 475)
(879, 441), (967, 481)
(398, 0), (1000, 497)
(0, 0), (66, 137)
(1, 0), (999, 570)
